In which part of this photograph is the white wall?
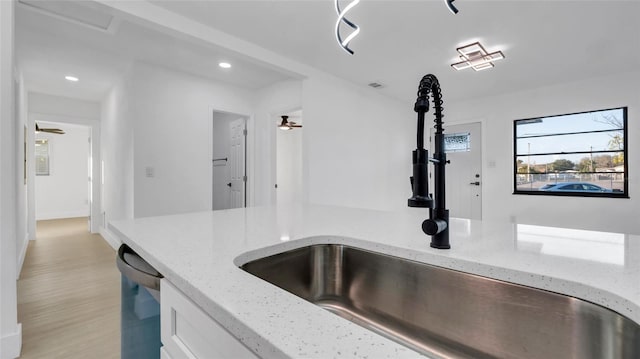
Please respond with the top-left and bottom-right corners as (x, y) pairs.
(100, 70), (134, 231)
(0, 0), (22, 356)
(131, 63), (255, 218)
(29, 92), (100, 120)
(34, 123), (90, 220)
(446, 71), (640, 234)
(303, 75), (415, 211)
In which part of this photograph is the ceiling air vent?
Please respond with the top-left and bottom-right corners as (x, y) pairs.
(18, 0), (120, 33)
(368, 82), (384, 89)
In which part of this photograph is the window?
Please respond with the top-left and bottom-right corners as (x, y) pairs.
(35, 139), (50, 176)
(514, 107), (627, 198)
(444, 132), (471, 153)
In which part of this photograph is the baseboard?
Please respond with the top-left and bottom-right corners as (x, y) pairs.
(100, 226), (122, 250)
(1, 324), (22, 359)
(17, 233), (28, 279)
(36, 210), (89, 221)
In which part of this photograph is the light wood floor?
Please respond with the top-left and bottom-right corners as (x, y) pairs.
(17, 218), (120, 359)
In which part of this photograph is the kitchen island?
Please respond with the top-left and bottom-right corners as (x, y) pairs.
(110, 204), (640, 358)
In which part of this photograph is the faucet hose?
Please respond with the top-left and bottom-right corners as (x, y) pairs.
(414, 74), (445, 150)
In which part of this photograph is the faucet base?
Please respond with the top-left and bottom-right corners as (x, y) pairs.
(426, 209), (450, 249)
(430, 242), (451, 250)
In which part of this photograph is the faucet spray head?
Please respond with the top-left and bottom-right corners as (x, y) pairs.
(408, 149), (434, 208)
(414, 98), (429, 113)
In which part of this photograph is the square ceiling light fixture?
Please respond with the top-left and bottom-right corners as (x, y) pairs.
(451, 42), (504, 71)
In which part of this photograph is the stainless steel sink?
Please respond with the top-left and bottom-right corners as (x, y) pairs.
(241, 244), (640, 358)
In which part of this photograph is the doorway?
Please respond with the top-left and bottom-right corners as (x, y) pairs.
(212, 111), (248, 210)
(275, 110), (303, 205)
(34, 121), (93, 224)
(432, 122), (482, 220)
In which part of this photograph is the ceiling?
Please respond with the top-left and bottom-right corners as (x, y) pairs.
(15, 1), (295, 101)
(149, 0), (640, 103)
(16, 1), (640, 105)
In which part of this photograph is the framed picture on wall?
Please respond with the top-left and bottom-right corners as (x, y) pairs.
(35, 139), (50, 176)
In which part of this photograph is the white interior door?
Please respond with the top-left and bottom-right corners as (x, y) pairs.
(228, 118), (246, 208)
(432, 122), (482, 220)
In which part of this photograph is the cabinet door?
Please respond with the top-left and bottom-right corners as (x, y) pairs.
(160, 347), (173, 359)
(160, 279), (258, 359)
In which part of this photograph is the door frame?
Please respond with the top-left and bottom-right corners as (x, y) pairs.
(438, 118), (486, 220)
(270, 106), (303, 206)
(28, 113), (101, 235)
(210, 108), (251, 210)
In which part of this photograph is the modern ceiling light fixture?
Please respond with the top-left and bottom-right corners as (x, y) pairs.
(334, 0), (360, 55)
(445, 0), (459, 14)
(451, 42), (505, 71)
(335, 0), (457, 55)
(65, 75), (79, 82)
(218, 62), (231, 69)
(278, 115), (302, 131)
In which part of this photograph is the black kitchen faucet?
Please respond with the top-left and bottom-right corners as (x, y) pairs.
(408, 74), (450, 249)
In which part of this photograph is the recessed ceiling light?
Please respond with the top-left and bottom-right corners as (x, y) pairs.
(65, 75), (79, 82)
(451, 42), (504, 72)
(218, 62), (231, 69)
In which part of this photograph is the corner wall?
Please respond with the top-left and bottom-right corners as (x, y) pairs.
(446, 71), (640, 234)
(101, 69), (135, 235)
(303, 75), (415, 211)
(1, 0), (22, 357)
(15, 72), (28, 280)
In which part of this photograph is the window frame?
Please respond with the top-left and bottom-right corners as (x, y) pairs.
(513, 107), (628, 198)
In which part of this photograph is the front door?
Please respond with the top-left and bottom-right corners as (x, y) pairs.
(228, 118), (246, 208)
(432, 122), (482, 220)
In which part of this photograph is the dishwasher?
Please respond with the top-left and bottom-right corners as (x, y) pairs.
(116, 244), (163, 359)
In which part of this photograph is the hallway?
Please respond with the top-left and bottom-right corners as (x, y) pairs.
(17, 218), (120, 358)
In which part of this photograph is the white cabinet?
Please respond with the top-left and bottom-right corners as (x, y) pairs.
(160, 279), (259, 359)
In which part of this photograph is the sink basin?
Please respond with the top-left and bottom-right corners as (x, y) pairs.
(241, 244), (640, 358)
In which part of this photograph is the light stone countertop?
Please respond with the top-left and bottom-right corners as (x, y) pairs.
(109, 204), (640, 358)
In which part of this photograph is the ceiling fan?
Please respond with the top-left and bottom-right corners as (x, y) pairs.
(278, 115), (302, 131)
(35, 123), (65, 135)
